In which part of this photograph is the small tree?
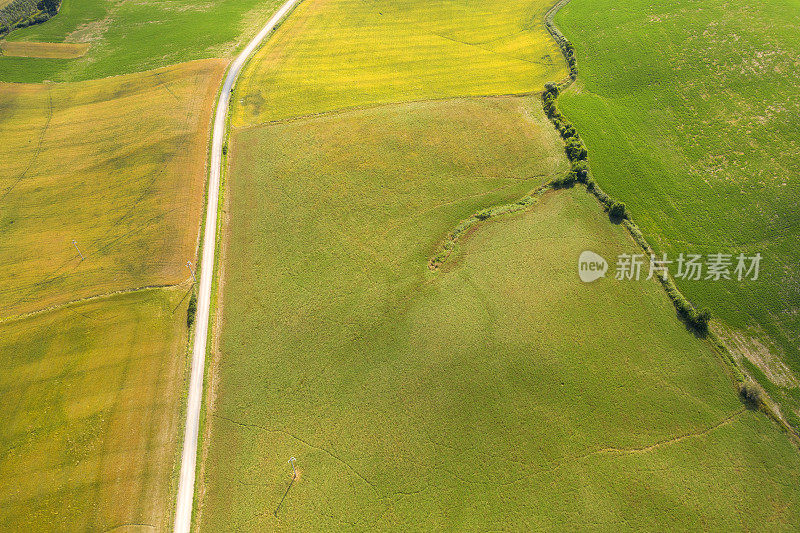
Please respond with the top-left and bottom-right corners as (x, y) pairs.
(695, 307), (711, 332)
(572, 160), (589, 182)
(565, 137), (587, 161)
(738, 381), (762, 407)
(609, 201), (627, 219)
(187, 291), (197, 328)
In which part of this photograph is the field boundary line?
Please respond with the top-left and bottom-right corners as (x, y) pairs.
(0, 282), (188, 324)
(233, 92), (541, 131)
(592, 408), (746, 456)
(540, 0), (800, 445)
(172, 0), (304, 531)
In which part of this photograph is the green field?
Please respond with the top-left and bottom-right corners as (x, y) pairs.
(555, 0), (800, 425)
(0, 288), (190, 531)
(233, 0), (568, 125)
(200, 95), (800, 529)
(0, 59), (225, 317)
(0, 0), (282, 82)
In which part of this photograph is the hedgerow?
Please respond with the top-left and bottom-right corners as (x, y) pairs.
(540, 17), (715, 336)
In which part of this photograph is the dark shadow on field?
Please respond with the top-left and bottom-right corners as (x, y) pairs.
(608, 212), (625, 225)
(173, 285), (194, 313)
(273, 476), (295, 517)
(679, 313), (709, 340)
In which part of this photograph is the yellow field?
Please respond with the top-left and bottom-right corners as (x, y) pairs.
(0, 287), (190, 531)
(0, 58), (227, 317)
(0, 41), (90, 58)
(234, 0), (568, 125)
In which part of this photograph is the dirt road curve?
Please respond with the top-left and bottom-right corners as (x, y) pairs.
(173, 1), (302, 531)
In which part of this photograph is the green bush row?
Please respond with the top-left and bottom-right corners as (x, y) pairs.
(542, 70), (713, 334)
(544, 0), (578, 81)
(429, 186), (549, 269)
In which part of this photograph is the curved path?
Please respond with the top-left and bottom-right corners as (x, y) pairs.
(173, 1), (302, 531)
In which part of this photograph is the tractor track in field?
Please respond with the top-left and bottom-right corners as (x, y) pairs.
(0, 84), (52, 202)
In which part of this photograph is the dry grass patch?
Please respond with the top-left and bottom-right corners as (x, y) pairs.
(0, 40), (90, 58)
(0, 58), (227, 317)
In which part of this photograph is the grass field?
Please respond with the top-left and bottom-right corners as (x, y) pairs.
(0, 0), (282, 82)
(0, 287), (190, 531)
(0, 58), (226, 318)
(233, 0), (568, 125)
(555, 0), (800, 425)
(0, 40), (88, 58)
(0, 56), (226, 528)
(200, 95), (800, 529)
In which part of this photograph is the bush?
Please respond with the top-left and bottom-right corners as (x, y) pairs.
(552, 172), (576, 189)
(738, 381), (763, 407)
(564, 137), (587, 161)
(36, 0), (59, 15)
(187, 291), (197, 328)
(609, 201), (627, 219)
(571, 160), (589, 182)
(695, 307), (711, 331)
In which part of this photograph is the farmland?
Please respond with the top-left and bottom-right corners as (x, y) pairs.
(201, 90), (800, 528)
(555, 0), (800, 425)
(2, 0), (799, 528)
(0, 40), (88, 58)
(233, 0), (568, 125)
(0, 0), (282, 82)
(0, 20), (227, 530)
(0, 288), (190, 531)
(0, 58), (225, 317)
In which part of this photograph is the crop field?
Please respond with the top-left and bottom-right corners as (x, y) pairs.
(0, 40), (88, 58)
(233, 0), (568, 125)
(555, 0), (800, 425)
(0, 58), (226, 317)
(0, 43), (226, 529)
(0, 0), (282, 82)
(200, 95), (800, 529)
(0, 287), (190, 531)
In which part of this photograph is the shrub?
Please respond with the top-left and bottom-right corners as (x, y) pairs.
(571, 160), (589, 182)
(552, 173), (576, 189)
(564, 137), (587, 161)
(738, 381), (763, 407)
(187, 291), (197, 328)
(609, 201), (627, 219)
(36, 0), (60, 15)
(695, 307), (712, 332)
